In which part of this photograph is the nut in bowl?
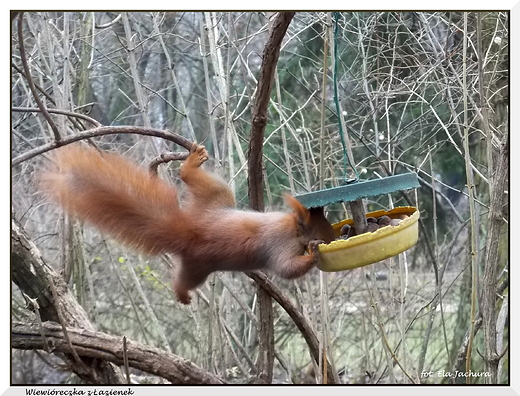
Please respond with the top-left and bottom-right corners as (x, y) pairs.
(316, 206), (420, 272)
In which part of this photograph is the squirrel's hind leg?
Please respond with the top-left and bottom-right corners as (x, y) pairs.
(180, 144), (235, 209)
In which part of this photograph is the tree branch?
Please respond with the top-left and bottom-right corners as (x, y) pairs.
(12, 219), (221, 384)
(12, 219), (125, 384)
(247, 12), (295, 211)
(12, 321), (224, 385)
(245, 12), (295, 384)
(481, 134), (509, 383)
(12, 126), (194, 167)
(148, 151), (190, 176)
(247, 271), (338, 383)
(12, 107), (102, 128)
(17, 12), (61, 142)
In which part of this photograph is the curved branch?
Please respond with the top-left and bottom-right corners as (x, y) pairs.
(148, 151), (189, 176)
(12, 321), (224, 385)
(247, 271), (338, 383)
(12, 126), (194, 167)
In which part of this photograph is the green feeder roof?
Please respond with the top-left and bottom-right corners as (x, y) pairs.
(295, 172), (420, 208)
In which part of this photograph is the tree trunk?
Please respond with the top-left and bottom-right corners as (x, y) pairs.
(481, 136), (509, 383)
(246, 12), (295, 384)
(247, 12), (295, 211)
(12, 219), (126, 384)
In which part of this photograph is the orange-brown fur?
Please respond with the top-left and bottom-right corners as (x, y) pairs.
(41, 144), (335, 304)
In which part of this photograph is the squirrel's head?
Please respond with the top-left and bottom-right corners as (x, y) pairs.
(284, 194), (335, 244)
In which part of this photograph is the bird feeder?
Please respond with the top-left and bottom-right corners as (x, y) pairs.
(295, 175), (421, 272)
(318, 206), (419, 272)
(295, 12), (421, 272)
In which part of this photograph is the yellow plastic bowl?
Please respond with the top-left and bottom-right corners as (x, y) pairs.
(317, 206), (420, 272)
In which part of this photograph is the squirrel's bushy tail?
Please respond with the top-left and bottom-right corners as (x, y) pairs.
(40, 145), (189, 255)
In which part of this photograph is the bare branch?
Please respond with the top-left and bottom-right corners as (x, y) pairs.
(12, 321), (224, 385)
(17, 12), (61, 141)
(12, 107), (102, 128)
(247, 12), (295, 211)
(12, 219), (126, 384)
(12, 126), (194, 167)
(247, 271), (338, 383)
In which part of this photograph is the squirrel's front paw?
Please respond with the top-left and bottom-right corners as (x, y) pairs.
(308, 239), (325, 252)
(307, 240), (324, 263)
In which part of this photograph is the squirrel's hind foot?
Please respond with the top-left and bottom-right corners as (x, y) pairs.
(189, 143), (209, 167)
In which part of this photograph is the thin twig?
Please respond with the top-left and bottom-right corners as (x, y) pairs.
(148, 151), (189, 175)
(17, 12), (61, 141)
(122, 336), (131, 384)
(462, 12), (479, 383)
(12, 107), (102, 128)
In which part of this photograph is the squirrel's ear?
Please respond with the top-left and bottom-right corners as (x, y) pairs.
(284, 194), (310, 225)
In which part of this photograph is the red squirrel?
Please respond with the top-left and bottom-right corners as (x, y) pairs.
(41, 143), (335, 304)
